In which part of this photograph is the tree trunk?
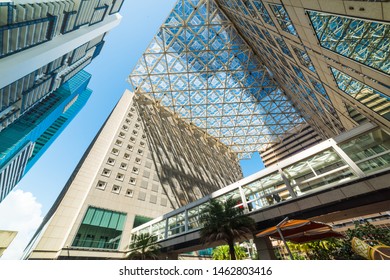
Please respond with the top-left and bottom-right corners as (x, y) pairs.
(228, 242), (236, 260)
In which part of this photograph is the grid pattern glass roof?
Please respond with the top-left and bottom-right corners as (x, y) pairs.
(128, 0), (305, 158)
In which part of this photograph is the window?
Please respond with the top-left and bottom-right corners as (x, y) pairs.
(129, 177), (136, 185)
(122, 125), (128, 131)
(331, 67), (390, 121)
(96, 181), (107, 190)
(107, 158), (115, 165)
(116, 173), (124, 181)
(142, 134), (146, 139)
(282, 149), (356, 195)
(308, 76), (328, 98)
(125, 189), (134, 197)
(111, 148), (119, 155)
(135, 123), (140, 129)
(102, 168), (111, 177)
(269, 4), (297, 36)
(292, 46), (316, 73)
(128, 113), (133, 118)
(307, 10), (390, 75)
(339, 128), (390, 174)
(250, 0), (275, 26)
(132, 130), (138, 136)
(71, 207), (126, 250)
(135, 157), (142, 164)
(292, 64), (307, 82)
(130, 137), (136, 143)
(130, 107), (135, 112)
(127, 144), (133, 151)
(112, 185), (121, 194)
(140, 141), (145, 147)
(118, 132), (126, 138)
(123, 153), (130, 160)
(120, 162), (128, 170)
(115, 139), (123, 146)
(125, 118), (131, 124)
(275, 36), (292, 56)
(137, 149), (143, 155)
(132, 167), (139, 174)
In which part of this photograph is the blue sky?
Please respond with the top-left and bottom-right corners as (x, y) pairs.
(0, 0), (264, 259)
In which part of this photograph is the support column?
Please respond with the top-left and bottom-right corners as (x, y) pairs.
(254, 237), (276, 260)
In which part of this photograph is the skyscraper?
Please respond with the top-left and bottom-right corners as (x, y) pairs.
(0, 70), (92, 202)
(0, 0), (123, 202)
(0, 0), (123, 131)
(23, 90), (242, 259)
(24, 0), (389, 259)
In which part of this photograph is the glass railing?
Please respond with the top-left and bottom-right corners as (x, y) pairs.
(131, 123), (390, 243)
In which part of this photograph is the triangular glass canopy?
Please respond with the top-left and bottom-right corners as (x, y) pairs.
(129, 0), (305, 158)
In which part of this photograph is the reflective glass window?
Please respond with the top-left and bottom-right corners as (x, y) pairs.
(331, 67), (390, 121)
(251, 0), (275, 26)
(339, 128), (390, 174)
(167, 212), (186, 237)
(308, 11), (390, 74)
(282, 149), (356, 194)
(292, 47), (316, 73)
(269, 4), (297, 35)
(72, 207), (126, 249)
(275, 36), (292, 56)
(243, 172), (291, 211)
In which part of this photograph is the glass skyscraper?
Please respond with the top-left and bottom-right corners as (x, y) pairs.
(0, 70), (92, 202)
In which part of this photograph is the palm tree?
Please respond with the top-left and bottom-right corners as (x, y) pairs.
(199, 198), (255, 260)
(126, 233), (160, 260)
(212, 245), (247, 260)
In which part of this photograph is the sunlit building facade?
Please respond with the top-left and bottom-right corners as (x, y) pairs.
(25, 0), (389, 259)
(24, 90), (242, 259)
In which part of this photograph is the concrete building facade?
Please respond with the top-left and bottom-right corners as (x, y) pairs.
(24, 90), (242, 259)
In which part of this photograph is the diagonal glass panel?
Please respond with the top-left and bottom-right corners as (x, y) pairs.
(129, 0), (305, 158)
(307, 10), (390, 75)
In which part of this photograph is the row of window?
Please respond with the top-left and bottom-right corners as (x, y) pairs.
(101, 166), (140, 179)
(95, 179), (167, 207)
(96, 180), (133, 196)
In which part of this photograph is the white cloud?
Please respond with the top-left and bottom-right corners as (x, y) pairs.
(0, 190), (43, 260)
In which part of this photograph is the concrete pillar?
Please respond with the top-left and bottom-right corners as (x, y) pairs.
(254, 237), (276, 260)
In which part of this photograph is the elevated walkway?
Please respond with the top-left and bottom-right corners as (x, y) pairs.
(131, 123), (390, 255)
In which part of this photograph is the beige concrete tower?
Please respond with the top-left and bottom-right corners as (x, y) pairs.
(24, 90), (242, 259)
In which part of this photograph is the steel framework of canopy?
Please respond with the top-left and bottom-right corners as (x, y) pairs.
(128, 0), (306, 158)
